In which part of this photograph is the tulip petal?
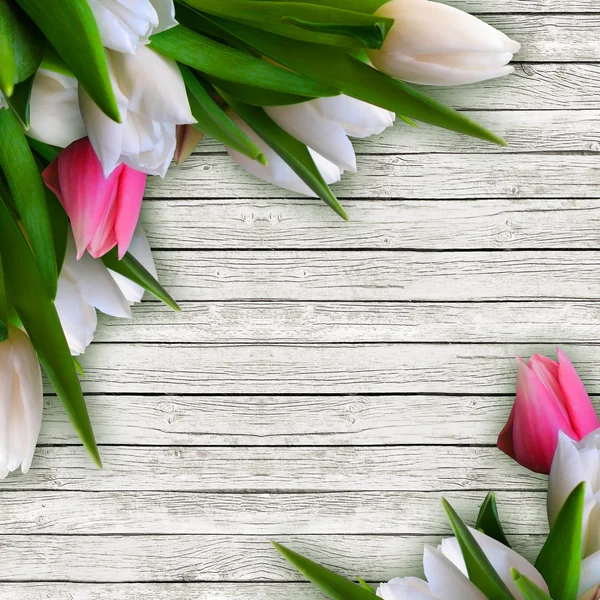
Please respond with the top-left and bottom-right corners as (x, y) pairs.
(580, 552), (600, 597)
(0, 339), (13, 478)
(497, 404), (516, 460)
(557, 348), (600, 438)
(377, 577), (436, 600)
(528, 354), (570, 420)
(150, 0), (177, 34)
(114, 166), (146, 259)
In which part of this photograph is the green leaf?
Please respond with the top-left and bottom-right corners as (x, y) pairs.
(6, 73), (35, 128)
(27, 136), (61, 162)
(180, 64), (266, 163)
(212, 18), (506, 145)
(0, 108), (57, 298)
(511, 569), (553, 600)
(180, 0), (393, 48)
(0, 193), (100, 467)
(272, 542), (379, 600)
(150, 25), (339, 99)
(46, 188), (68, 273)
(0, 0), (16, 97)
(357, 579), (375, 593)
(476, 492), (511, 548)
(101, 248), (180, 312)
(535, 482), (585, 600)
(224, 96), (348, 220)
(15, 0), (120, 122)
(442, 498), (514, 600)
(0, 254), (8, 342)
(253, 0), (385, 12)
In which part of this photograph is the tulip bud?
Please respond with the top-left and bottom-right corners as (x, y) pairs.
(0, 326), (43, 478)
(497, 350), (599, 474)
(367, 0), (521, 86)
(43, 137), (147, 260)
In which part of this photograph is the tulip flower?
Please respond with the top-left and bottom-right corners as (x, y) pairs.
(43, 137), (147, 259)
(367, 0), (521, 86)
(226, 111), (343, 196)
(0, 326), (43, 478)
(497, 350), (600, 474)
(55, 233), (132, 356)
(79, 45), (196, 177)
(548, 429), (600, 558)
(28, 68), (86, 148)
(265, 95), (395, 172)
(88, 0), (177, 54)
(377, 528), (547, 600)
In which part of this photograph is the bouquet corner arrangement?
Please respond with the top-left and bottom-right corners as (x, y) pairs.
(0, 0), (520, 477)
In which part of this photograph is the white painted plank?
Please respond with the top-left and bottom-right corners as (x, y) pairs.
(38, 393), (600, 446)
(65, 343), (600, 394)
(97, 301), (600, 344)
(443, 0), (599, 12)
(5, 446), (544, 491)
(0, 534), (544, 582)
(0, 491), (546, 535)
(193, 110), (600, 155)
(150, 251), (600, 301)
(141, 199), (600, 250)
(147, 154), (600, 199)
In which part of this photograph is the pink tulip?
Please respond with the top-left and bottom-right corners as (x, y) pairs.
(498, 349), (599, 474)
(43, 137), (147, 259)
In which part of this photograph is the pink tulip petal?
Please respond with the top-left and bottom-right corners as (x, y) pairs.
(557, 348), (600, 438)
(41, 160), (63, 204)
(511, 358), (578, 474)
(528, 353), (559, 379)
(114, 166), (146, 259)
(497, 403), (516, 460)
(529, 354), (570, 421)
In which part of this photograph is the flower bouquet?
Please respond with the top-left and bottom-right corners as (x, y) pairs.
(273, 351), (600, 600)
(0, 0), (520, 477)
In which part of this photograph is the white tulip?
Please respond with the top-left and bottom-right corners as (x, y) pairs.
(79, 44), (196, 177)
(109, 223), (157, 303)
(367, 0), (521, 86)
(377, 528), (548, 600)
(548, 429), (600, 557)
(56, 234), (131, 356)
(28, 68), (86, 148)
(226, 111), (343, 197)
(88, 0), (177, 54)
(265, 95), (394, 172)
(0, 326), (43, 478)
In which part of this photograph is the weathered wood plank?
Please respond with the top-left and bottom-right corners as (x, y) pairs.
(98, 301), (600, 344)
(0, 534), (544, 582)
(38, 393), (600, 446)
(63, 343), (600, 394)
(193, 111), (600, 155)
(0, 491), (546, 535)
(150, 251), (600, 302)
(3, 445), (544, 491)
(148, 154), (600, 200)
(142, 198), (600, 249)
(443, 0), (598, 12)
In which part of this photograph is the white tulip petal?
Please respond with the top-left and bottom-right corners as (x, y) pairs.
(28, 69), (86, 147)
(88, 0), (140, 53)
(150, 0), (177, 33)
(377, 577), (435, 600)
(266, 102), (356, 172)
(0, 340), (14, 478)
(424, 545), (487, 600)
(581, 552), (600, 597)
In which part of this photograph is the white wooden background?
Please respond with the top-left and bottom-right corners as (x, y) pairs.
(2, 3), (600, 598)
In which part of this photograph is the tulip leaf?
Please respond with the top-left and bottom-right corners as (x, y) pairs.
(149, 25), (339, 99)
(0, 193), (100, 467)
(207, 76), (312, 107)
(357, 579), (375, 593)
(0, 0), (16, 97)
(212, 18), (506, 145)
(46, 188), (68, 273)
(28, 137), (61, 163)
(476, 491), (511, 548)
(101, 249), (180, 312)
(0, 254), (8, 343)
(15, 0), (121, 122)
(535, 482), (585, 600)
(6, 73), (35, 128)
(224, 95), (348, 220)
(180, 0), (393, 48)
(272, 542), (379, 600)
(442, 498), (514, 600)
(0, 108), (57, 298)
(511, 569), (553, 600)
(258, 0), (385, 12)
(179, 64), (266, 163)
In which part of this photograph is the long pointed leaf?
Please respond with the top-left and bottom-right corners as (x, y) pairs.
(512, 569), (553, 600)
(0, 194), (100, 466)
(179, 64), (266, 163)
(0, 0), (16, 96)
(442, 498), (514, 600)
(212, 18), (505, 145)
(150, 25), (339, 98)
(0, 254), (7, 342)
(225, 96), (348, 220)
(102, 248), (180, 312)
(535, 482), (585, 600)
(15, 0), (120, 122)
(272, 542), (379, 600)
(476, 491), (511, 547)
(0, 108), (57, 297)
